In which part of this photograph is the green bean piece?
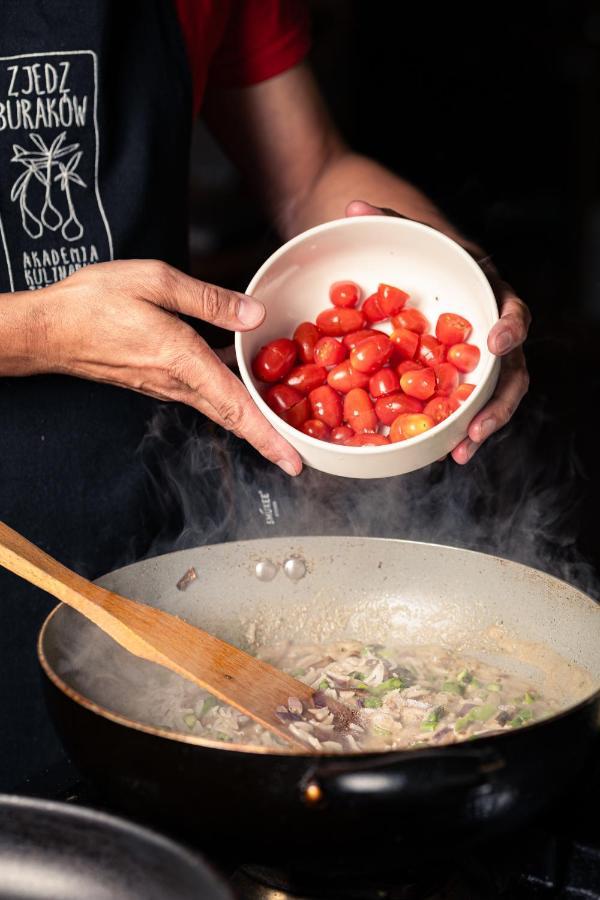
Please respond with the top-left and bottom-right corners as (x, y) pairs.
(364, 696), (383, 709)
(421, 706), (445, 731)
(318, 679), (330, 691)
(183, 713), (197, 730)
(372, 677), (405, 696)
(199, 696), (218, 718)
(442, 681), (463, 695)
(510, 708), (534, 728)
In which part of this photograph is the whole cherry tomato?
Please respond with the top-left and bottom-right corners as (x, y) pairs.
(344, 433), (390, 446)
(343, 388), (378, 432)
(397, 359), (425, 376)
(423, 396), (455, 424)
(293, 322), (321, 364)
(390, 413), (435, 442)
(392, 308), (429, 334)
(342, 328), (380, 351)
(417, 334), (446, 367)
(433, 362), (459, 396)
(377, 283), (409, 317)
(329, 280), (361, 308)
(252, 338), (297, 383)
(265, 383), (303, 415)
(435, 313), (472, 345)
(285, 364), (327, 394)
(449, 383), (476, 405)
(330, 425), (355, 444)
(283, 396), (311, 429)
(327, 360), (370, 393)
(316, 307), (365, 336)
(302, 419), (331, 441)
(400, 368), (436, 400)
(362, 293), (388, 323)
(390, 327), (419, 361)
(447, 343), (480, 373)
(369, 367), (400, 398)
(309, 384), (343, 428)
(314, 336), (348, 368)
(350, 333), (392, 374)
(374, 391), (423, 425)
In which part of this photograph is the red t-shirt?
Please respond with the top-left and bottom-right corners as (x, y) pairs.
(173, 0), (310, 115)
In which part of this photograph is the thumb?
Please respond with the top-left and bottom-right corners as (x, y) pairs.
(345, 200), (385, 217)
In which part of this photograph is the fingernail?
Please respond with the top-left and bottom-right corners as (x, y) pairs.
(277, 458), (299, 477)
(237, 296), (265, 327)
(478, 417), (496, 441)
(495, 331), (512, 354)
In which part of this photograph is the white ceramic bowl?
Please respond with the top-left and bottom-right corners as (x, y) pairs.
(235, 216), (500, 478)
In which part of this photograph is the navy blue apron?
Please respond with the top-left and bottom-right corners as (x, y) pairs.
(0, 0), (193, 788)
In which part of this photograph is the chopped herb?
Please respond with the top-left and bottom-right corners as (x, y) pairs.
(421, 706), (445, 731)
(455, 703), (496, 732)
(486, 683), (501, 692)
(510, 708), (534, 728)
(372, 677), (405, 696)
(457, 669), (473, 685)
(318, 679), (330, 691)
(214, 731), (232, 742)
(523, 691), (536, 705)
(198, 696), (218, 718)
(183, 712), (197, 730)
(372, 724), (392, 737)
(350, 671), (366, 681)
(442, 680), (464, 695)
(364, 696), (383, 709)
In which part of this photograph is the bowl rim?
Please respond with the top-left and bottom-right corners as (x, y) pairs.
(235, 215), (499, 455)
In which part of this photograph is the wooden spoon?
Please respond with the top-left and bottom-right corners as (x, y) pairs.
(0, 521), (358, 752)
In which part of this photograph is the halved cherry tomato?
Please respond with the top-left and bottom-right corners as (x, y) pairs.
(392, 308), (429, 334)
(314, 336), (347, 368)
(350, 333), (392, 374)
(423, 396), (455, 424)
(390, 413), (435, 442)
(396, 359), (425, 376)
(343, 388), (378, 432)
(390, 327), (419, 361)
(449, 383), (476, 405)
(433, 362), (459, 396)
(302, 419), (331, 441)
(327, 360), (370, 393)
(283, 396), (311, 429)
(265, 383), (302, 415)
(377, 283), (409, 317)
(316, 307), (365, 336)
(293, 322), (321, 364)
(362, 293), (388, 323)
(309, 385), (343, 428)
(400, 368), (436, 400)
(330, 425), (355, 444)
(252, 338), (297, 383)
(417, 334), (446, 367)
(447, 343), (480, 373)
(344, 433), (390, 446)
(436, 313), (472, 345)
(374, 391), (423, 425)
(369, 367), (400, 398)
(342, 328), (380, 351)
(329, 280), (361, 308)
(285, 364), (327, 394)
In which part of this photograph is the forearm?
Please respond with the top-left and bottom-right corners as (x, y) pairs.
(0, 290), (49, 377)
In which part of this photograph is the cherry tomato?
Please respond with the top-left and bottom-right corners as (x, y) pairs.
(265, 383), (303, 415)
(390, 327), (419, 361)
(329, 280), (361, 308)
(343, 388), (378, 432)
(433, 362), (459, 396)
(316, 307), (365, 336)
(314, 336), (348, 368)
(447, 343), (480, 373)
(396, 359), (425, 376)
(449, 383), (476, 405)
(374, 391), (423, 425)
(342, 329), (380, 351)
(252, 338), (297, 383)
(344, 433), (390, 446)
(423, 396), (455, 424)
(302, 419), (331, 441)
(283, 396), (311, 429)
(309, 385), (343, 428)
(435, 313), (472, 345)
(417, 334), (446, 367)
(399, 368), (436, 400)
(392, 308), (429, 334)
(377, 283), (409, 317)
(285, 364), (327, 394)
(390, 413), (435, 442)
(350, 333), (392, 374)
(330, 425), (355, 444)
(293, 322), (321, 364)
(362, 293), (388, 323)
(369, 367), (400, 398)
(327, 360), (370, 393)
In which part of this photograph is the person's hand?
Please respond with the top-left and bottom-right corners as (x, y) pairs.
(32, 260), (302, 475)
(346, 201), (530, 463)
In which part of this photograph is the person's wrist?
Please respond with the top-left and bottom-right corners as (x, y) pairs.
(0, 287), (56, 376)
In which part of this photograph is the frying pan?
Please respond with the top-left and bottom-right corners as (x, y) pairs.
(38, 537), (600, 853)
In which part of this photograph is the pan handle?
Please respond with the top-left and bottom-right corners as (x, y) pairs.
(299, 744), (506, 809)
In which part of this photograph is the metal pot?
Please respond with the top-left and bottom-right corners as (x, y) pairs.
(38, 537), (600, 852)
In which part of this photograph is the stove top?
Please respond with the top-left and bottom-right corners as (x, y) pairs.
(17, 756), (600, 899)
